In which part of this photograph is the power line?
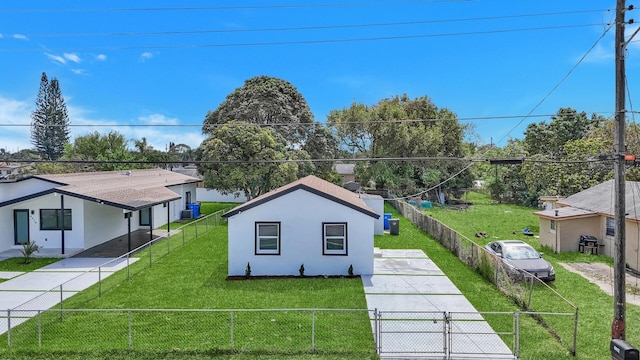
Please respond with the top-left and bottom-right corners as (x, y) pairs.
(0, 23), (606, 52)
(0, 1), (474, 13)
(12, 10), (611, 38)
(0, 112), (615, 128)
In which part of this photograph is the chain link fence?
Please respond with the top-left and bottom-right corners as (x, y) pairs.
(2, 308), (375, 355)
(3, 210), (227, 326)
(387, 199), (578, 356)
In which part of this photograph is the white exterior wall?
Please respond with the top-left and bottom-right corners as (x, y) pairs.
(170, 183), (198, 218)
(197, 188), (247, 203)
(0, 207), (12, 252)
(227, 189), (375, 276)
(362, 196), (384, 235)
(83, 201), (130, 249)
(4, 193), (86, 250)
(0, 178), (57, 202)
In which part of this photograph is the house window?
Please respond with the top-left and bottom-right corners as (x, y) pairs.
(140, 208), (151, 226)
(255, 222), (280, 255)
(323, 222), (347, 255)
(40, 209), (72, 230)
(606, 217), (615, 237)
(550, 220), (556, 232)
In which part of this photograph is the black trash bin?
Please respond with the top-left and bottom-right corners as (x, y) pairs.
(389, 219), (400, 235)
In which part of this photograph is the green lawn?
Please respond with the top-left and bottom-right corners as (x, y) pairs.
(1, 216), (375, 359)
(414, 192), (640, 359)
(0, 257), (61, 272)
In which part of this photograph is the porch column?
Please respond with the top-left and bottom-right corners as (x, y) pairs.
(166, 201), (170, 235)
(149, 206), (153, 243)
(60, 194), (65, 255)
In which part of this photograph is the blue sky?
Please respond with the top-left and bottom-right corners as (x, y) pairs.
(1, 0), (638, 153)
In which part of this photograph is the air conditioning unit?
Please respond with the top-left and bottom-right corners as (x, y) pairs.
(181, 210), (193, 219)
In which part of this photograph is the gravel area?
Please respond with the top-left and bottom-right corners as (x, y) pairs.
(559, 262), (640, 306)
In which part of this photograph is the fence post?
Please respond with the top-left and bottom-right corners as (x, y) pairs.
(373, 309), (379, 354)
(7, 309), (11, 347)
(38, 310), (41, 347)
(311, 309), (315, 353)
(230, 310), (234, 349)
(572, 308), (579, 356)
(515, 311), (520, 358)
(527, 276), (534, 310)
(99, 266), (102, 297)
(60, 285), (64, 320)
(443, 312), (449, 358)
(128, 310), (132, 350)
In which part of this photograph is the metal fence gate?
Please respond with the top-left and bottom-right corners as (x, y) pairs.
(375, 310), (517, 359)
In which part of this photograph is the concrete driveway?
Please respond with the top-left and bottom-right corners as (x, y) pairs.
(0, 257), (139, 335)
(362, 249), (514, 359)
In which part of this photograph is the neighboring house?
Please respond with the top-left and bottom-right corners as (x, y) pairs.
(334, 163), (356, 184)
(534, 180), (640, 272)
(0, 162), (33, 180)
(539, 195), (565, 210)
(222, 175), (380, 277)
(0, 168), (200, 255)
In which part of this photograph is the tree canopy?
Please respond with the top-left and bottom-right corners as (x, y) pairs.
(328, 94), (471, 196)
(197, 122), (301, 200)
(30, 72), (70, 161)
(203, 75), (314, 146)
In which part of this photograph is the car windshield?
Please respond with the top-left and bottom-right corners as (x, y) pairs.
(503, 245), (540, 260)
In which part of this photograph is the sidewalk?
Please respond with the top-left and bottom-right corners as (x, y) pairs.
(362, 249), (514, 359)
(0, 257), (139, 335)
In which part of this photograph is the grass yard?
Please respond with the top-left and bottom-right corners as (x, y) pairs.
(0, 257), (61, 272)
(1, 212), (375, 359)
(416, 192), (640, 359)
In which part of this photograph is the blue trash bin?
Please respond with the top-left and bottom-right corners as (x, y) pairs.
(188, 203), (200, 218)
(384, 213), (392, 230)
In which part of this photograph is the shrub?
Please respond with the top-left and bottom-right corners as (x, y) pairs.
(245, 262), (251, 278)
(20, 241), (40, 264)
(299, 263), (305, 277)
(348, 264), (354, 276)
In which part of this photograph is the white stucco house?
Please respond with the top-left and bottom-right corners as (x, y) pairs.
(222, 175), (380, 277)
(0, 168), (200, 256)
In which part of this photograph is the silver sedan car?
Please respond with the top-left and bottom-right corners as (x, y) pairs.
(485, 240), (555, 282)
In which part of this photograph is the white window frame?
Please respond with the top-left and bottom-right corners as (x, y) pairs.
(606, 217), (615, 237)
(255, 222), (280, 255)
(323, 222), (347, 256)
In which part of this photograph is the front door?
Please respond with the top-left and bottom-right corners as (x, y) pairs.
(14, 209), (29, 245)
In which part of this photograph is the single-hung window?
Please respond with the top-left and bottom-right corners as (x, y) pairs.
(323, 222), (347, 255)
(40, 209), (72, 230)
(255, 222), (280, 255)
(550, 220), (556, 232)
(606, 217), (615, 237)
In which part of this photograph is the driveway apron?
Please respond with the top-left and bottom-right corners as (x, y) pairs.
(0, 257), (138, 335)
(362, 249), (514, 359)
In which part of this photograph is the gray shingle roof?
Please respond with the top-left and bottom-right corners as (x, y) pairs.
(552, 179), (640, 220)
(222, 175), (380, 219)
(35, 168), (200, 210)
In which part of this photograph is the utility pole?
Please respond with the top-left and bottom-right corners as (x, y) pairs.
(612, 0), (627, 340)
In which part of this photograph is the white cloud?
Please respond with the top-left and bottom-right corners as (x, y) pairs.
(138, 114), (178, 125)
(45, 52), (66, 64)
(95, 54), (107, 61)
(140, 52), (154, 61)
(0, 96), (33, 152)
(12, 34), (28, 40)
(64, 53), (81, 63)
(71, 69), (86, 75)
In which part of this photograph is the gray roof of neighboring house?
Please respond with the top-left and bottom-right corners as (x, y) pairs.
(31, 168), (200, 210)
(222, 175), (380, 219)
(535, 180), (640, 220)
(334, 163), (355, 175)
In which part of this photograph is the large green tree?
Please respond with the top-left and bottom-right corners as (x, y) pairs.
(30, 72), (70, 161)
(328, 94), (471, 196)
(197, 121), (301, 200)
(63, 131), (136, 171)
(203, 75), (314, 146)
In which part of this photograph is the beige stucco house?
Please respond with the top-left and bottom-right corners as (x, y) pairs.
(534, 180), (640, 272)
